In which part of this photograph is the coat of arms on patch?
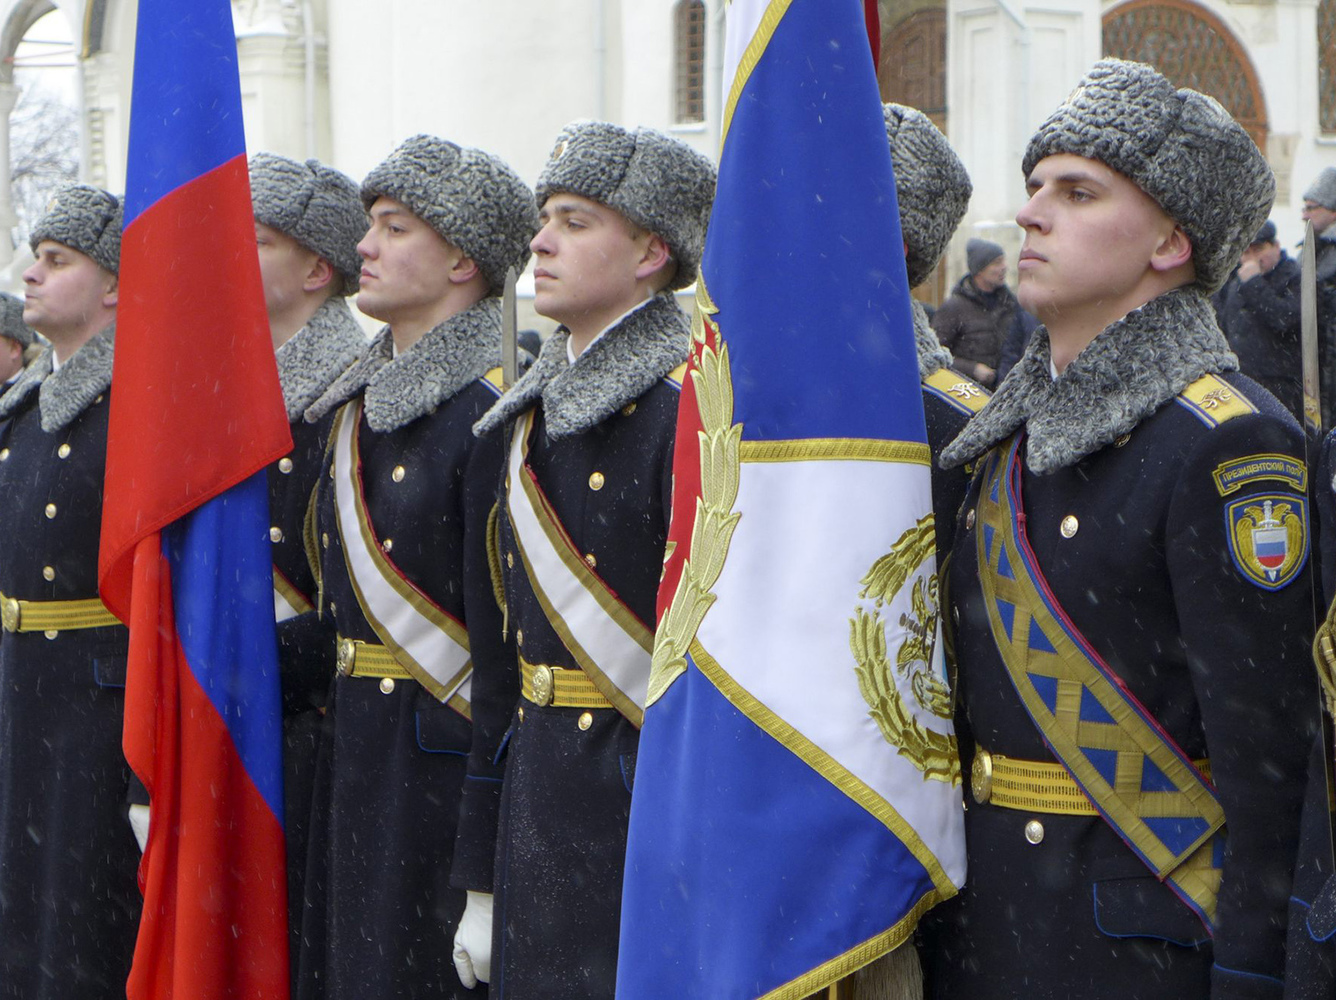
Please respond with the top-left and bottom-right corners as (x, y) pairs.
(1225, 493), (1308, 591)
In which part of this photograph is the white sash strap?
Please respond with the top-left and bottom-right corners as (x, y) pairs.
(506, 411), (653, 727)
(332, 401), (472, 705)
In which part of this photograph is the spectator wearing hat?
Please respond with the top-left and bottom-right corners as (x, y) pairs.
(931, 237), (1025, 387)
(0, 185), (140, 998)
(1301, 167), (1336, 428)
(933, 59), (1313, 998)
(0, 293), (37, 387)
(1212, 221), (1304, 421)
(290, 136), (534, 1000)
(247, 152), (368, 985)
(466, 121), (715, 998)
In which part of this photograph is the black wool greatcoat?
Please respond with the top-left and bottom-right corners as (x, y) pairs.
(0, 331), (141, 1000)
(469, 292), (688, 999)
(292, 302), (509, 1000)
(925, 290), (1316, 1000)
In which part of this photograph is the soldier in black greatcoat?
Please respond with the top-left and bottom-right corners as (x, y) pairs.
(0, 186), (139, 999)
(0, 293), (37, 388)
(248, 152), (368, 987)
(460, 122), (715, 998)
(287, 136), (535, 1000)
(926, 60), (1316, 999)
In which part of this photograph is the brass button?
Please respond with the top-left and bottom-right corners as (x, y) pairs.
(622, 402), (636, 416)
(970, 749), (993, 805)
(41, 566), (55, 582)
(269, 527), (283, 543)
(578, 711), (593, 731)
(588, 471), (605, 491)
(43, 629), (58, 640)
(392, 465), (406, 483)
(1114, 433), (1131, 448)
(95, 394), (104, 404)
(379, 677), (396, 694)
(328, 602), (336, 614)
(381, 538), (393, 553)
(44, 503), (56, 519)
(506, 551), (514, 569)
(329, 464), (335, 479)
(322, 532), (330, 549)
(1024, 819), (1045, 845)
(1060, 515), (1078, 539)
(584, 552), (597, 569)
(517, 706), (525, 722)
(0, 447), (8, 461)
(278, 457), (293, 474)
(531, 665), (554, 706)
(336, 638), (356, 677)
(57, 444), (70, 459)
(965, 508), (976, 531)
(516, 628), (524, 647)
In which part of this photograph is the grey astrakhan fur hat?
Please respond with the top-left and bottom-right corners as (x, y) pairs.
(251, 152), (367, 297)
(1022, 58), (1274, 295)
(883, 104), (971, 289)
(30, 184), (122, 275)
(535, 121), (717, 290)
(1304, 167), (1336, 211)
(362, 135), (537, 295)
(0, 292), (34, 347)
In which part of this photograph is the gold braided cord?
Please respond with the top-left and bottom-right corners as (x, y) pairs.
(721, 0), (796, 146)
(1315, 596), (1336, 719)
(741, 439), (931, 466)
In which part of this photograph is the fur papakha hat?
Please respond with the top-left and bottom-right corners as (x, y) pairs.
(30, 184), (123, 276)
(361, 135), (537, 295)
(251, 152), (367, 297)
(535, 121), (717, 290)
(0, 292), (34, 347)
(883, 104), (971, 289)
(1022, 58), (1274, 295)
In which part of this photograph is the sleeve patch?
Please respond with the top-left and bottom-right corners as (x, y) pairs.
(1211, 453), (1307, 496)
(1224, 492), (1308, 591)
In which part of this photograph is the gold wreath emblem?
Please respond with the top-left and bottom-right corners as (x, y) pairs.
(850, 514), (960, 785)
(647, 279), (741, 704)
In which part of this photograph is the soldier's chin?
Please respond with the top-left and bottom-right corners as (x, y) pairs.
(355, 291), (390, 324)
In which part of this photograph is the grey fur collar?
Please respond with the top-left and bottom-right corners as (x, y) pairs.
(275, 297), (367, 421)
(304, 297), (501, 432)
(940, 288), (1237, 474)
(0, 324), (115, 432)
(913, 300), (953, 379)
(473, 291), (689, 439)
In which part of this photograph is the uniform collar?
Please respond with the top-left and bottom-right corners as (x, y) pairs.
(940, 287), (1238, 474)
(275, 296), (368, 422)
(473, 291), (689, 440)
(0, 323), (115, 432)
(304, 296), (501, 432)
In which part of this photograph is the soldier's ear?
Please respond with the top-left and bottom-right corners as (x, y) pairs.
(448, 254), (481, 286)
(304, 256), (335, 293)
(1149, 224), (1192, 274)
(102, 274), (119, 308)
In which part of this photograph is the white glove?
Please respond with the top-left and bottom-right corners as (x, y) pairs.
(128, 803), (151, 853)
(452, 890), (494, 988)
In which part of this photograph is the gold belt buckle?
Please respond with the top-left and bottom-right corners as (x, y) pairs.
(530, 664), (554, 706)
(336, 637), (357, 677)
(971, 748), (993, 805)
(1, 597), (18, 634)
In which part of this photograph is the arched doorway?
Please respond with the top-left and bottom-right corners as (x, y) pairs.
(1102, 0), (1267, 151)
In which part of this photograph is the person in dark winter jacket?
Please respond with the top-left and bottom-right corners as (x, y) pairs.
(1213, 221), (1303, 421)
(931, 237), (1020, 387)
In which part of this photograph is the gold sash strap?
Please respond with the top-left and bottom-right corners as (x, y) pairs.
(972, 748), (1212, 816)
(976, 435), (1224, 930)
(0, 591), (121, 633)
(519, 655), (614, 709)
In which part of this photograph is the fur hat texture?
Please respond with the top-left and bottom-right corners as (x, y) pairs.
(1022, 58), (1274, 295)
(29, 184), (122, 275)
(535, 121), (717, 290)
(1304, 167), (1336, 211)
(883, 104), (971, 289)
(362, 135), (537, 295)
(251, 152), (367, 296)
(0, 292), (35, 347)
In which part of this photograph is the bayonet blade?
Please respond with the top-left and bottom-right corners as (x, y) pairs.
(1303, 221), (1321, 437)
(501, 267), (518, 389)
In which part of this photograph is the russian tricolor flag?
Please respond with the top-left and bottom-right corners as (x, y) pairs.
(98, 1), (293, 997)
(617, 1), (965, 996)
